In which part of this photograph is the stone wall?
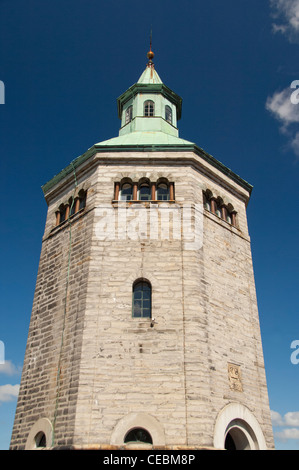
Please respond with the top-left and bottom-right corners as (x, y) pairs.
(10, 167), (97, 449)
(10, 151), (274, 450)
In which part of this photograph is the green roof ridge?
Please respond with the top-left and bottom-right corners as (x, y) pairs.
(41, 140), (252, 195)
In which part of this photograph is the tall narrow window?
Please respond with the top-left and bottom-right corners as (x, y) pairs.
(133, 280), (151, 318)
(157, 183), (169, 201)
(125, 105), (133, 124)
(165, 105), (172, 124)
(139, 183), (151, 201)
(120, 183), (133, 201)
(215, 199), (223, 218)
(144, 100), (154, 117)
(69, 197), (76, 216)
(78, 190), (87, 210)
(203, 192), (211, 211)
(59, 204), (67, 223)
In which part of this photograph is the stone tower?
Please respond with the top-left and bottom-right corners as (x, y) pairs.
(10, 49), (274, 450)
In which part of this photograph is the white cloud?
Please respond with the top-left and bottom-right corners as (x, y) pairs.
(268, 3), (299, 157)
(270, 0), (299, 41)
(275, 428), (299, 440)
(272, 410), (299, 426)
(266, 87), (299, 127)
(284, 411), (299, 426)
(266, 85), (299, 157)
(271, 410), (285, 426)
(272, 23), (288, 34)
(0, 360), (21, 376)
(271, 410), (299, 442)
(0, 384), (19, 403)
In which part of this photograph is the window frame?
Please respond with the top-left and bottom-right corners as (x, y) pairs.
(144, 100), (155, 117)
(119, 183), (133, 201)
(59, 204), (67, 224)
(55, 190), (87, 228)
(157, 182), (170, 201)
(138, 183), (151, 201)
(125, 105), (133, 124)
(165, 105), (172, 124)
(132, 280), (152, 319)
(124, 428), (153, 445)
(203, 190), (237, 228)
(78, 190), (87, 211)
(34, 431), (47, 449)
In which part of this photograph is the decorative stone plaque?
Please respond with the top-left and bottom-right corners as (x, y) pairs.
(228, 363), (243, 392)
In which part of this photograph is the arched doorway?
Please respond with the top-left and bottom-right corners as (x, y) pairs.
(225, 431), (237, 450)
(225, 426), (251, 450)
(213, 403), (267, 450)
(224, 418), (259, 450)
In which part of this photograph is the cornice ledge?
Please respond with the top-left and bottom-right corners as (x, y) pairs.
(42, 142), (253, 200)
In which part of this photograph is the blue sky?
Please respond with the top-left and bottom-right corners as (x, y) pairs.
(0, 0), (299, 450)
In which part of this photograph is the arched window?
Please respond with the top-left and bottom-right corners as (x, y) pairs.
(25, 418), (53, 450)
(215, 198), (223, 218)
(203, 190), (237, 227)
(124, 428), (153, 444)
(144, 100), (154, 117)
(226, 212), (232, 224)
(34, 431), (46, 448)
(69, 197), (76, 216)
(157, 183), (169, 201)
(120, 183), (133, 201)
(133, 280), (151, 318)
(56, 190), (87, 226)
(165, 105), (172, 124)
(78, 189), (87, 210)
(203, 190), (214, 212)
(125, 105), (133, 124)
(139, 183), (151, 201)
(203, 192), (211, 211)
(68, 190), (87, 219)
(59, 204), (67, 224)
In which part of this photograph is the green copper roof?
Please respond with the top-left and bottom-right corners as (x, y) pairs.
(137, 65), (163, 84)
(41, 136), (252, 196)
(96, 130), (193, 146)
(117, 57), (182, 121)
(41, 53), (253, 197)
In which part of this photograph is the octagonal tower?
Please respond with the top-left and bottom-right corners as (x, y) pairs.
(10, 49), (274, 451)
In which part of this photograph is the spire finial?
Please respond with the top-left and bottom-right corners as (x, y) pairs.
(147, 28), (154, 65)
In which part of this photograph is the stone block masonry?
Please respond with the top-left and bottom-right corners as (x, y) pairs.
(10, 152), (274, 450)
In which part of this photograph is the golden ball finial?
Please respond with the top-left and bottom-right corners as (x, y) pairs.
(147, 49), (154, 62)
